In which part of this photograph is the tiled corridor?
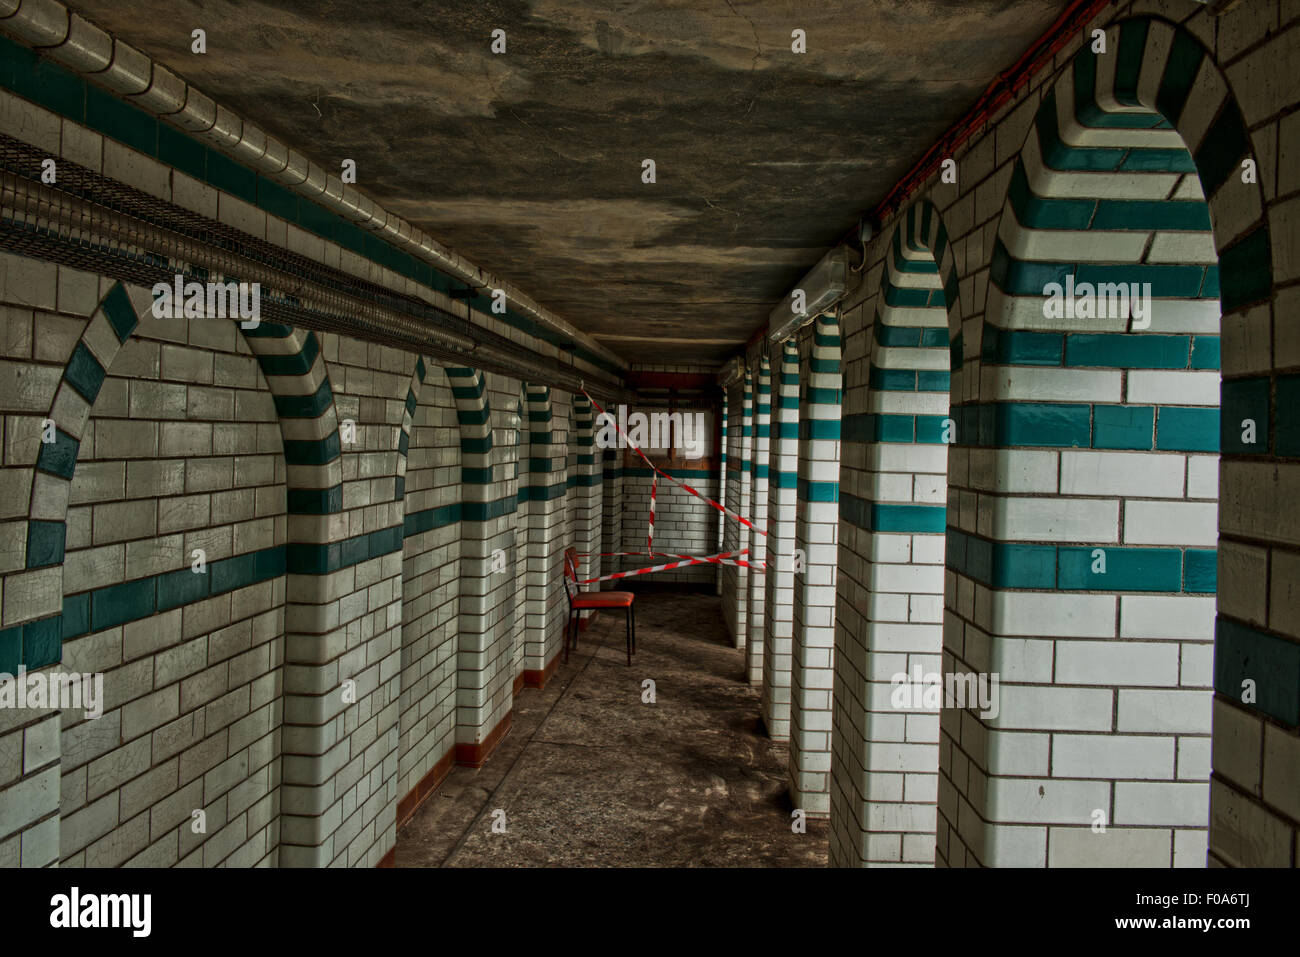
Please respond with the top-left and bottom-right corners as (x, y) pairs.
(2, 0), (1300, 878)
(396, 588), (827, 868)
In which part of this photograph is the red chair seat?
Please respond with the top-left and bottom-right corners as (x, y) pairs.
(571, 590), (634, 609)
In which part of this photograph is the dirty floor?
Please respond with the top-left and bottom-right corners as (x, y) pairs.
(394, 586), (828, 868)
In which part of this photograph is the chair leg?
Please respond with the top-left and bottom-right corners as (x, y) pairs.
(564, 610), (573, 664)
(630, 603), (636, 654)
(625, 607), (632, 666)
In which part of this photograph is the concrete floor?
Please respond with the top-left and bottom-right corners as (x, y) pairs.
(394, 586), (828, 868)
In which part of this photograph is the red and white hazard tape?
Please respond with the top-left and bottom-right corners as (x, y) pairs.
(576, 388), (778, 584)
(647, 474), (657, 554)
(582, 389), (767, 540)
(576, 548), (760, 585)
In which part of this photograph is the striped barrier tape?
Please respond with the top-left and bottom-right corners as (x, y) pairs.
(575, 548), (764, 585)
(647, 474), (657, 554)
(581, 389), (768, 540)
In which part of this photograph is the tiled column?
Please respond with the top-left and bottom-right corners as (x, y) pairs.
(522, 385), (566, 675)
(717, 392), (728, 596)
(722, 373), (752, 648)
(445, 368), (513, 767)
(746, 355), (772, 684)
(600, 446), (623, 589)
(571, 395), (602, 619)
(0, 274), (147, 867)
(938, 22), (1225, 866)
(398, 357), (462, 820)
(788, 315), (842, 817)
(832, 202), (954, 865)
(501, 388), (526, 686)
(762, 341), (800, 741)
(249, 321), (405, 868)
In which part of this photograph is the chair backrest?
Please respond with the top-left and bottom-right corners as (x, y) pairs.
(563, 547), (580, 604)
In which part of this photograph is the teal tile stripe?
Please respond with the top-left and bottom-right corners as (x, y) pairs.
(0, 616), (61, 672)
(841, 493), (946, 533)
(946, 526), (1215, 594)
(799, 417), (841, 444)
(1038, 92), (1195, 174)
(1217, 373), (1300, 457)
(949, 401), (1218, 452)
(462, 495), (517, 522)
(36, 429), (79, 480)
(0, 32), (621, 379)
(876, 324), (950, 348)
(519, 481), (567, 502)
(990, 238), (1218, 300)
(26, 520), (66, 569)
(843, 413), (951, 445)
(883, 269), (947, 309)
(869, 366), (950, 392)
(403, 503), (461, 538)
(1215, 617), (1300, 727)
(527, 456), (562, 473)
(797, 478), (839, 503)
(6, 451), (698, 669)
(65, 341), (106, 403)
(13, 503), (476, 662)
(982, 328), (1220, 371)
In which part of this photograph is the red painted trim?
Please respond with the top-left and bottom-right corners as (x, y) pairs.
(395, 745), (457, 828)
(376, 847), (396, 868)
(512, 671), (526, 697)
(454, 710), (513, 769)
(627, 371), (718, 390)
(523, 643), (564, 690)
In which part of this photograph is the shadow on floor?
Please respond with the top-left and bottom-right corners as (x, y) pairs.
(394, 587), (829, 868)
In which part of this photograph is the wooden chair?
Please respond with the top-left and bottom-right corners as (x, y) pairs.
(563, 547), (635, 665)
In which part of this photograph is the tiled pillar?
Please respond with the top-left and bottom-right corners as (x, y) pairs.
(502, 388), (526, 686)
(0, 276), (148, 867)
(762, 342), (800, 741)
(788, 315), (842, 817)
(522, 385), (565, 675)
(249, 323), (347, 868)
(746, 355), (772, 685)
(252, 322), (406, 867)
(571, 395), (602, 619)
(717, 393), (728, 596)
(600, 446), (623, 589)
(722, 373), (753, 648)
(445, 368), (513, 766)
(398, 357), (462, 818)
(938, 23), (1223, 866)
(832, 202), (954, 866)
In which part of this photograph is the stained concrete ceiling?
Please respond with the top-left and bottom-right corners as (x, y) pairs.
(65, 0), (1065, 366)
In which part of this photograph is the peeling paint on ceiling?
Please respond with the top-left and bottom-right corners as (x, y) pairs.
(64, 0), (1066, 365)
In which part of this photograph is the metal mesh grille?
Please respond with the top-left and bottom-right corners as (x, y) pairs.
(0, 131), (613, 396)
